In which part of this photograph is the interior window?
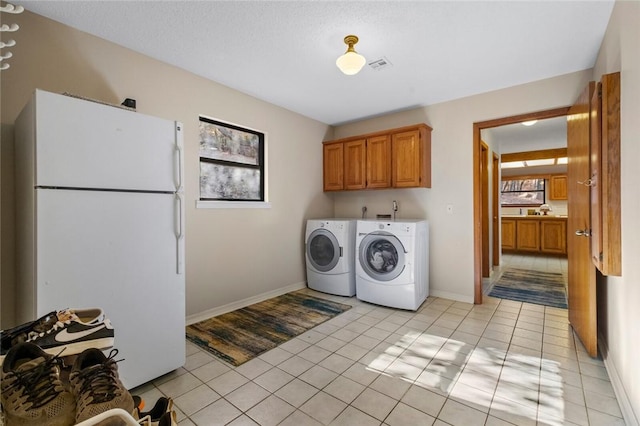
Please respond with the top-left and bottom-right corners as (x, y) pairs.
(500, 178), (545, 206)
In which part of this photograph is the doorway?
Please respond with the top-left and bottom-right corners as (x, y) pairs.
(472, 107), (570, 304)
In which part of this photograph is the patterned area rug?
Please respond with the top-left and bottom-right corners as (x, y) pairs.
(186, 290), (351, 366)
(488, 268), (568, 309)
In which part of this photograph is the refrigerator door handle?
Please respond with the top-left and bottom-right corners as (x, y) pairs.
(175, 145), (183, 192)
(175, 193), (184, 274)
(175, 123), (184, 192)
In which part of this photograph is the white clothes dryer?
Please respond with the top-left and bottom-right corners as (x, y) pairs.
(305, 219), (357, 296)
(355, 219), (429, 310)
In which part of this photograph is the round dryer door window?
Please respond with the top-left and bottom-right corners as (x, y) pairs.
(359, 232), (406, 282)
(307, 229), (341, 272)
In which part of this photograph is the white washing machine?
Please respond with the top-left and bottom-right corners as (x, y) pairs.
(305, 219), (357, 296)
(355, 219), (429, 310)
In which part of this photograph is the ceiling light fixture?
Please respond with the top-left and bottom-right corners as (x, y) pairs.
(336, 35), (366, 76)
(522, 120), (538, 126)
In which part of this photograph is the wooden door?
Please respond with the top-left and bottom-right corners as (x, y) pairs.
(481, 142), (490, 277)
(492, 153), (500, 267)
(344, 139), (366, 190)
(567, 82), (598, 357)
(366, 135), (391, 188)
(391, 130), (421, 187)
(590, 72), (622, 276)
(323, 142), (343, 191)
(540, 220), (567, 254)
(501, 219), (516, 250)
(516, 220), (540, 251)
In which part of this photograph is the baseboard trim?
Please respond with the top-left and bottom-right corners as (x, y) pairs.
(429, 290), (474, 304)
(186, 282), (307, 325)
(598, 332), (639, 426)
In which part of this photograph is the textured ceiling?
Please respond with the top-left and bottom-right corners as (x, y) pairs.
(13, 1), (614, 126)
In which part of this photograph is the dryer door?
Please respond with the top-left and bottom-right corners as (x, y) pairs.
(307, 229), (341, 272)
(359, 231), (406, 282)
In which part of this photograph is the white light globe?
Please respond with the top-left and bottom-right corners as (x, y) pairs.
(336, 52), (366, 75)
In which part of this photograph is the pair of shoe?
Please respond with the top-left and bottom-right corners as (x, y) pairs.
(1, 342), (135, 425)
(136, 397), (177, 426)
(0, 308), (115, 366)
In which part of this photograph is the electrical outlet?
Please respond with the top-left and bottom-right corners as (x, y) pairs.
(446, 204), (454, 214)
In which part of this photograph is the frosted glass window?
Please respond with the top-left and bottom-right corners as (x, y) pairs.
(199, 117), (265, 201)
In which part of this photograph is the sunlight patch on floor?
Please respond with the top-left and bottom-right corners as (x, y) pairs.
(365, 332), (568, 424)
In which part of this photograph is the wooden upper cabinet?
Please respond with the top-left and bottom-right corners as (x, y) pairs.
(590, 71), (621, 276)
(393, 129), (422, 187)
(322, 124), (432, 191)
(549, 174), (568, 200)
(323, 142), (343, 191)
(344, 139), (367, 190)
(366, 135), (391, 188)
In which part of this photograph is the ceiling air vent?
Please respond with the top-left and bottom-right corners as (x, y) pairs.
(368, 57), (392, 71)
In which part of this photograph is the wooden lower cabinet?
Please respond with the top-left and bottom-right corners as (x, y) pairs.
(517, 220), (540, 252)
(501, 220), (516, 250)
(540, 220), (568, 254)
(502, 217), (567, 255)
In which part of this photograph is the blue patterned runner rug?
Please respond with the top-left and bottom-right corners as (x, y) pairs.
(186, 290), (351, 366)
(488, 267), (568, 309)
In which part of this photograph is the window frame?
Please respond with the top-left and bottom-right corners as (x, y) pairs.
(198, 116), (266, 204)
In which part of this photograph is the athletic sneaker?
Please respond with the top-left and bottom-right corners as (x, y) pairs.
(24, 308), (115, 357)
(1, 311), (58, 364)
(70, 347), (136, 423)
(0, 342), (76, 426)
(138, 411), (177, 426)
(136, 397), (176, 426)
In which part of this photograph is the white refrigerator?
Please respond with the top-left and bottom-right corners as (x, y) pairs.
(15, 89), (185, 389)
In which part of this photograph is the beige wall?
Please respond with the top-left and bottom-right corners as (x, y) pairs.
(592, 1), (640, 422)
(332, 70), (591, 302)
(0, 11), (333, 326)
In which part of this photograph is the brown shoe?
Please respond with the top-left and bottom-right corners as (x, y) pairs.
(0, 342), (76, 425)
(69, 348), (135, 423)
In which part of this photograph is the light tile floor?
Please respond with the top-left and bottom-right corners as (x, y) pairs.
(483, 253), (568, 296)
(132, 283), (624, 425)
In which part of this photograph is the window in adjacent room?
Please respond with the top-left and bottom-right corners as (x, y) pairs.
(500, 178), (545, 206)
(199, 116), (265, 202)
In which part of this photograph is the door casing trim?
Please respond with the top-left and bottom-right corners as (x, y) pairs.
(472, 107), (570, 304)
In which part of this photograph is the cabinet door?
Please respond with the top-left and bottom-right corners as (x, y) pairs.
(549, 175), (568, 200)
(516, 220), (540, 251)
(501, 219), (516, 250)
(344, 139), (367, 190)
(366, 135), (391, 188)
(391, 130), (422, 188)
(323, 143), (343, 191)
(541, 220), (567, 254)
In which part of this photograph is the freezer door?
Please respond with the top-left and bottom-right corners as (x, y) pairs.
(34, 90), (183, 192)
(36, 189), (185, 389)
